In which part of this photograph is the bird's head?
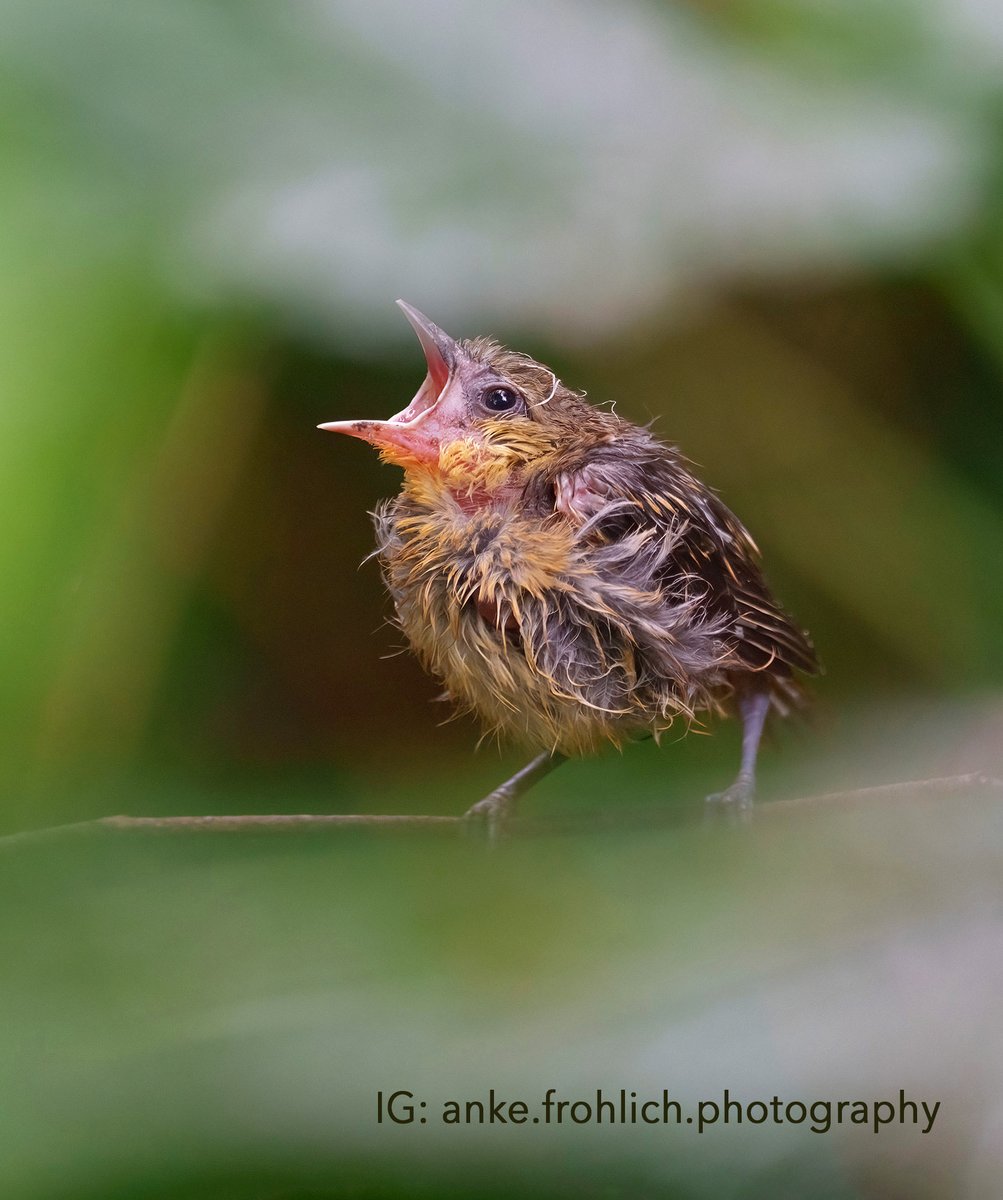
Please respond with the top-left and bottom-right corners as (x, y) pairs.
(319, 301), (611, 492)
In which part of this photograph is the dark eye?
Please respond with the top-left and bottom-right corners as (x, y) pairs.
(482, 386), (521, 413)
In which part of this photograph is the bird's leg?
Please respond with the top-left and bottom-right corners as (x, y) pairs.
(465, 751), (566, 835)
(706, 692), (771, 812)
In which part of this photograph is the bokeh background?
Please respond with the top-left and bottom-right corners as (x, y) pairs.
(3, 1), (1003, 1197)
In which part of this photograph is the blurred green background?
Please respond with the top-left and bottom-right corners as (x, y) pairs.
(2, 1), (1003, 1197)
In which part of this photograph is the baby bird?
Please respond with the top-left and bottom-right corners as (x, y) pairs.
(320, 302), (818, 827)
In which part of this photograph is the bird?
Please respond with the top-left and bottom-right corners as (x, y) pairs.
(320, 301), (818, 830)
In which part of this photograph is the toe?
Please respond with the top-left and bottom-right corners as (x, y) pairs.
(705, 776), (755, 810)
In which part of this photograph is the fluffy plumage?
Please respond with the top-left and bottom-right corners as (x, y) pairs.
(321, 303), (818, 817)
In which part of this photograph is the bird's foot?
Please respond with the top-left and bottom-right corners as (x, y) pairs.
(464, 787), (518, 841)
(704, 774), (755, 826)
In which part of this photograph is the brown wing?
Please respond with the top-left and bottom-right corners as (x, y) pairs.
(659, 487), (819, 679)
(551, 438), (819, 686)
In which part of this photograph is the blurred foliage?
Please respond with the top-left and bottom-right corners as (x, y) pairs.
(2, 0), (1003, 1195)
(4, 784), (1003, 1199)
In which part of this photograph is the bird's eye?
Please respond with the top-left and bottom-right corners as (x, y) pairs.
(482, 386), (521, 413)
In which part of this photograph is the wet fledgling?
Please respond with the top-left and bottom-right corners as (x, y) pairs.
(320, 302), (818, 828)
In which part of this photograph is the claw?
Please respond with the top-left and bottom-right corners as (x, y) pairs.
(705, 772), (755, 827)
(463, 751), (566, 841)
(464, 787), (517, 842)
(705, 774), (755, 809)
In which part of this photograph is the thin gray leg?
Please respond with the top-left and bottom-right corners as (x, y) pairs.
(465, 751), (566, 835)
(706, 692), (771, 812)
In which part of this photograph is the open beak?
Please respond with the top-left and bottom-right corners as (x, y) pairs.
(318, 300), (460, 467)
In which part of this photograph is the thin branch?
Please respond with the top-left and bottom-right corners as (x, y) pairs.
(0, 812), (463, 848)
(100, 813), (461, 831)
(758, 772), (1003, 815)
(0, 773), (999, 847)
